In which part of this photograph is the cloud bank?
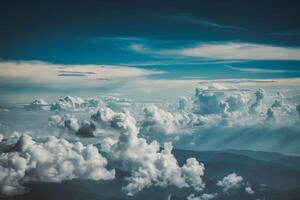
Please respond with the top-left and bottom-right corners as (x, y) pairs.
(0, 60), (164, 88)
(0, 134), (115, 195)
(90, 107), (205, 196)
(1, 80), (300, 197)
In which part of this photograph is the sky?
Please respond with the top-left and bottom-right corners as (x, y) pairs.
(0, 0), (300, 102)
(1, 1), (300, 198)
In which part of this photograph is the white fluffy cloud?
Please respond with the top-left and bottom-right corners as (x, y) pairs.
(2, 81), (300, 196)
(43, 82), (300, 144)
(0, 134), (115, 196)
(49, 114), (97, 137)
(187, 193), (218, 200)
(193, 85), (249, 115)
(90, 108), (205, 196)
(141, 105), (186, 135)
(245, 186), (255, 194)
(138, 104), (210, 144)
(216, 173), (243, 192)
(51, 96), (86, 111)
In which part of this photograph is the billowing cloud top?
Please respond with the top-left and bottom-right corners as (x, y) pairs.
(0, 79), (299, 197)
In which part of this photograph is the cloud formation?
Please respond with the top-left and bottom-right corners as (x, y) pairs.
(2, 80), (300, 196)
(187, 193), (218, 200)
(216, 173), (243, 192)
(0, 134), (115, 195)
(225, 65), (300, 73)
(164, 14), (244, 30)
(51, 96), (86, 111)
(130, 42), (300, 60)
(0, 60), (164, 89)
(90, 108), (205, 196)
(25, 99), (49, 111)
(245, 186), (255, 194)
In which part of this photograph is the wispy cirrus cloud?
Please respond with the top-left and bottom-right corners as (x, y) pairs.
(129, 42), (300, 60)
(225, 65), (300, 73)
(161, 14), (245, 30)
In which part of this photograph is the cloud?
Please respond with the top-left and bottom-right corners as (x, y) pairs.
(139, 104), (208, 140)
(216, 173), (243, 192)
(163, 14), (244, 30)
(130, 42), (300, 60)
(0, 134), (115, 195)
(49, 114), (97, 138)
(187, 193), (218, 200)
(193, 85), (249, 115)
(245, 186), (255, 194)
(296, 104), (300, 117)
(50, 96), (86, 111)
(249, 88), (266, 114)
(90, 108), (205, 196)
(225, 64), (300, 73)
(2, 80), (300, 197)
(64, 116), (81, 133)
(76, 121), (96, 137)
(25, 99), (49, 111)
(42, 82), (300, 153)
(0, 60), (164, 88)
(140, 105), (185, 135)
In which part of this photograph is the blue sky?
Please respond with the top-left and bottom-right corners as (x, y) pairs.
(1, 0), (300, 102)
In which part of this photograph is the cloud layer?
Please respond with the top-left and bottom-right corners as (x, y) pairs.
(0, 134), (115, 195)
(0, 80), (299, 197)
(130, 42), (300, 60)
(0, 60), (164, 88)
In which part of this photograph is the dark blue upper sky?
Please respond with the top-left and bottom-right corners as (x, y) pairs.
(1, 0), (300, 79)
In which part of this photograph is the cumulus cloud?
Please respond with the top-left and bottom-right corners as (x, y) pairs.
(187, 193), (218, 200)
(0, 134), (115, 195)
(48, 115), (63, 127)
(25, 99), (49, 111)
(76, 120), (96, 137)
(139, 105), (208, 139)
(90, 108), (205, 196)
(249, 88), (266, 114)
(245, 186), (255, 194)
(216, 173), (243, 192)
(3, 81), (300, 196)
(47, 95), (130, 112)
(46, 83), (299, 143)
(193, 85), (249, 116)
(64, 116), (80, 132)
(51, 96), (85, 111)
(57, 115), (96, 137)
(141, 105), (184, 135)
